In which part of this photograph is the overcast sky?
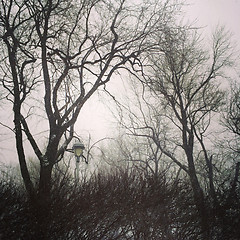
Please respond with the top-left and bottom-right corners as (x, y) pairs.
(1, 0), (240, 164)
(77, 0), (240, 139)
(186, 0), (240, 40)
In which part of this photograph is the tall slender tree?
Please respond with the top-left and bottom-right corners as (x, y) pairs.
(112, 26), (234, 238)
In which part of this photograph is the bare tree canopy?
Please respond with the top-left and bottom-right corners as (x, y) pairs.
(0, 0), (182, 201)
(110, 25), (236, 238)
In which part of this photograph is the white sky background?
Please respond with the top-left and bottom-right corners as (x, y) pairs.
(76, 0), (240, 141)
(1, 0), (240, 164)
(187, 0), (240, 39)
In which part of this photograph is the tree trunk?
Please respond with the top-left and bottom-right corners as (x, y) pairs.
(186, 150), (209, 238)
(38, 164), (53, 200)
(6, 40), (36, 202)
(34, 164), (54, 239)
(182, 125), (209, 238)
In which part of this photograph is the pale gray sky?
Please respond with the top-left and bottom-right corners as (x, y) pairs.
(1, 0), (240, 164)
(77, 0), (240, 138)
(186, 0), (240, 40)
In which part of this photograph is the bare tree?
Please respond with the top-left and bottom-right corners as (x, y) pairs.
(224, 81), (240, 136)
(112, 26), (234, 238)
(104, 81), (180, 181)
(0, 0), (180, 205)
(146, 26), (233, 233)
(221, 81), (240, 208)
